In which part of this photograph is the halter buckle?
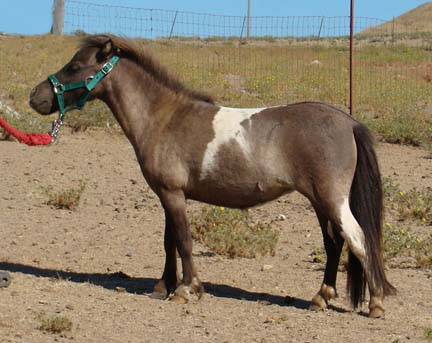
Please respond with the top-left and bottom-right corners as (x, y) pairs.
(52, 83), (65, 95)
(101, 62), (114, 75)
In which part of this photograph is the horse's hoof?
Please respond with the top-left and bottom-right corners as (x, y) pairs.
(191, 277), (205, 299)
(150, 279), (169, 300)
(150, 290), (168, 300)
(0, 271), (11, 288)
(309, 284), (336, 311)
(168, 277), (204, 304)
(170, 284), (191, 304)
(170, 294), (189, 304)
(369, 296), (385, 318)
(309, 294), (327, 311)
(309, 303), (326, 312)
(368, 306), (385, 318)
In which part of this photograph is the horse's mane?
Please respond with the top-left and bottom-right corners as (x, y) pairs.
(81, 34), (214, 104)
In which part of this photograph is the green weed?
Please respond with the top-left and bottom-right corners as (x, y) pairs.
(383, 177), (432, 225)
(383, 223), (432, 268)
(381, 177), (432, 268)
(46, 182), (85, 210)
(360, 112), (431, 147)
(37, 313), (72, 334)
(383, 223), (421, 258)
(190, 206), (279, 258)
(309, 246), (325, 264)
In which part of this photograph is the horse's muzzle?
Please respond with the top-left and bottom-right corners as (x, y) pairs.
(29, 84), (56, 115)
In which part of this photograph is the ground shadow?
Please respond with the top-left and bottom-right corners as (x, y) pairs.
(0, 262), (348, 313)
(0, 262), (155, 294)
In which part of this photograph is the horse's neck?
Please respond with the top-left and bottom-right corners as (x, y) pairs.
(102, 61), (175, 147)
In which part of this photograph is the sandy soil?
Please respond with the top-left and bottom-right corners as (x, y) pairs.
(0, 129), (431, 343)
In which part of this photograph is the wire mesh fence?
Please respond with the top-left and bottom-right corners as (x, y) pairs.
(63, 0), (432, 121)
(64, 1), (354, 39)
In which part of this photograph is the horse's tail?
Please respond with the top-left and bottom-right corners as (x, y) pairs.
(347, 123), (396, 308)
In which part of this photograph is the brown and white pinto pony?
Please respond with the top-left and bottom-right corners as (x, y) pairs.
(29, 34), (395, 318)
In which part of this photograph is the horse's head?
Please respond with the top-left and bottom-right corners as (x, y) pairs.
(29, 36), (117, 115)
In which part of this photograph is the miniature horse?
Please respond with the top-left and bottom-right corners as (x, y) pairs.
(29, 34), (395, 317)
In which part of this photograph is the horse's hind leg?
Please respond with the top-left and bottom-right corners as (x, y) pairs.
(333, 198), (386, 317)
(151, 211), (180, 299)
(305, 176), (385, 316)
(310, 208), (344, 311)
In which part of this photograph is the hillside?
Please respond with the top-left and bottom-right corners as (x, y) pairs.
(362, 2), (432, 34)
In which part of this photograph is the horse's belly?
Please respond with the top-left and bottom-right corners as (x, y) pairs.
(189, 176), (294, 209)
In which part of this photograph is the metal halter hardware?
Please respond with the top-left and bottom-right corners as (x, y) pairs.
(47, 55), (120, 142)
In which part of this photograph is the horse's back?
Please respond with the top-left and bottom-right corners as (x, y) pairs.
(249, 101), (358, 169)
(185, 101), (359, 208)
(256, 102), (356, 133)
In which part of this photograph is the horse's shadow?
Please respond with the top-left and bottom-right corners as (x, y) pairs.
(0, 262), (347, 313)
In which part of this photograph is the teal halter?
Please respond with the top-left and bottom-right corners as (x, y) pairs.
(47, 55), (120, 141)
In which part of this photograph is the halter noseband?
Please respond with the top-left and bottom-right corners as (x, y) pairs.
(47, 55), (120, 141)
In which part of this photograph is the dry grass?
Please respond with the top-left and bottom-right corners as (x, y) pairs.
(0, 34), (430, 147)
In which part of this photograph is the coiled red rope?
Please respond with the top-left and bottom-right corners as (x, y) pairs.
(0, 117), (52, 146)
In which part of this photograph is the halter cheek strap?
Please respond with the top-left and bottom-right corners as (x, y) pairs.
(47, 55), (120, 141)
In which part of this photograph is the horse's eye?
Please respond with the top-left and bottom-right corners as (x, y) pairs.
(66, 63), (81, 73)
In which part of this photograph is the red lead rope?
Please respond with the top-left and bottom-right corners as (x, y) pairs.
(0, 117), (52, 146)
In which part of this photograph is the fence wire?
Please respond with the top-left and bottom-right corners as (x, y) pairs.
(63, 0), (432, 120)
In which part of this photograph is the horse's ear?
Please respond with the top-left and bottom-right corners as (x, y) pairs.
(101, 39), (114, 57)
(96, 39), (120, 63)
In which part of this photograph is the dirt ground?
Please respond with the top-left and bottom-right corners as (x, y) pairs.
(0, 129), (431, 343)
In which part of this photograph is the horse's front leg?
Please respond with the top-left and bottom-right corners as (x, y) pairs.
(158, 189), (204, 303)
(151, 211), (180, 299)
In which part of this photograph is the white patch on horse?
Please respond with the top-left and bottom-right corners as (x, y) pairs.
(339, 198), (366, 257)
(200, 107), (266, 180)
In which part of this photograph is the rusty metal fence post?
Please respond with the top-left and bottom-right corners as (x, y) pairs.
(349, 0), (354, 115)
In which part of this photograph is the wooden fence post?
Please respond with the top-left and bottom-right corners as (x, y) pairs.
(52, 0), (65, 35)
